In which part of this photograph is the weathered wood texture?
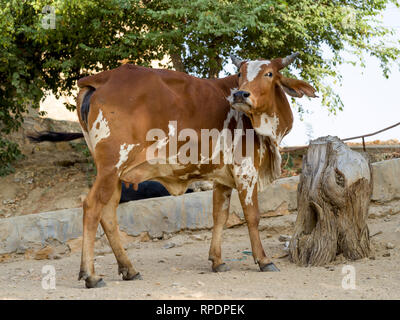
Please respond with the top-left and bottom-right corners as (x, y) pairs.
(289, 136), (372, 266)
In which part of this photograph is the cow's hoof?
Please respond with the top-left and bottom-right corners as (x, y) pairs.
(85, 277), (106, 289)
(260, 262), (280, 272)
(119, 266), (143, 281)
(123, 272), (143, 281)
(212, 263), (230, 273)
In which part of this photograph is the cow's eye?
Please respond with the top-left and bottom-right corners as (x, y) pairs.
(264, 72), (273, 77)
(238, 72), (241, 78)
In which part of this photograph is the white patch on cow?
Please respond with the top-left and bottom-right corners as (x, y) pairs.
(89, 109), (110, 149)
(233, 157), (258, 206)
(258, 135), (266, 165)
(223, 107), (240, 128)
(254, 113), (279, 139)
(257, 136), (282, 193)
(226, 87), (238, 104)
(116, 143), (140, 170)
(246, 60), (270, 82)
(207, 108), (245, 165)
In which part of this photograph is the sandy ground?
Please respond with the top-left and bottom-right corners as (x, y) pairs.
(0, 213), (398, 300)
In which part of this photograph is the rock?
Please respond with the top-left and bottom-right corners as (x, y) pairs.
(371, 159), (400, 203)
(190, 234), (206, 241)
(368, 201), (400, 218)
(278, 235), (291, 242)
(79, 194), (87, 203)
(230, 176), (299, 218)
(197, 280), (205, 287)
(67, 237), (82, 254)
(163, 242), (176, 249)
(386, 242), (395, 249)
(188, 181), (213, 192)
(382, 252), (391, 257)
(225, 213), (244, 228)
(119, 230), (139, 247)
(48, 253), (61, 260)
(15, 246), (28, 254)
(0, 254), (11, 263)
(163, 233), (172, 240)
(187, 292), (204, 298)
(140, 232), (151, 242)
(283, 241), (290, 251)
(34, 246), (55, 260)
(94, 236), (112, 255)
(261, 202), (290, 218)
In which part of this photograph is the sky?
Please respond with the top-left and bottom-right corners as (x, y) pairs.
(224, 5), (400, 146)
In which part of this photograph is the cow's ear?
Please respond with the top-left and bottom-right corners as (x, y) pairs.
(279, 77), (317, 98)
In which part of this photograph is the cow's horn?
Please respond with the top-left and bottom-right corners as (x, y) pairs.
(281, 52), (300, 68)
(230, 55), (245, 69)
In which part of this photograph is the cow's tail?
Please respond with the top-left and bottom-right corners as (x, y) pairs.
(27, 131), (84, 143)
(28, 70), (112, 144)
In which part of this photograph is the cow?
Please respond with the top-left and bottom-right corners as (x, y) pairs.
(30, 53), (316, 288)
(26, 132), (195, 203)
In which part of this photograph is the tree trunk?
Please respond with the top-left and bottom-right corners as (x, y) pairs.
(289, 136), (372, 266)
(170, 52), (186, 73)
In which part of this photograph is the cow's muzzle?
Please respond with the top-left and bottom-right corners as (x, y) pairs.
(232, 90), (252, 112)
(233, 90), (250, 103)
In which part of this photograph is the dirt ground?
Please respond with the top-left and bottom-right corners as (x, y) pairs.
(0, 213), (398, 300)
(0, 117), (93, 218)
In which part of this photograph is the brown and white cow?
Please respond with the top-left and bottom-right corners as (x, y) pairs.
(43, 53), (316, 288)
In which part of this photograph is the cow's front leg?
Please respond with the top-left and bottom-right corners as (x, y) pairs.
(236, 181), (279, 272)
(208, 183), (232, 272)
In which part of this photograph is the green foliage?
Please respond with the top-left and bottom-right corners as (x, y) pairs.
(0, 0), (399, 174)
(144, 0), (400, 110)
(0, 137), (24, 176)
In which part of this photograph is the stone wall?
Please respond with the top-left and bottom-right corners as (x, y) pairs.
(0, 159), (399, 255)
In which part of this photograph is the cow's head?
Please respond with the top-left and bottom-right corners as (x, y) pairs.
(230, 53), (317, 140)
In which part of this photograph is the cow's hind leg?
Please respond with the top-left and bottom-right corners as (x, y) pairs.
(78, 174), (117, 288)
(208, 184), (232, 272)
(100, 183), (141, 281)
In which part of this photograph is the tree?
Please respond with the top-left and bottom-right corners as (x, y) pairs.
(0, 0), (157, 174)
(1, 0), (399, 174)
(144, 0), (400, 110)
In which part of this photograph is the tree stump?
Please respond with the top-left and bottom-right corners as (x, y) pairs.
(289, 136), (372, 266)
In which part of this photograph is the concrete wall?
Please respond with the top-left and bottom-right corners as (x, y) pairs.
(0, 159), (399, 255)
